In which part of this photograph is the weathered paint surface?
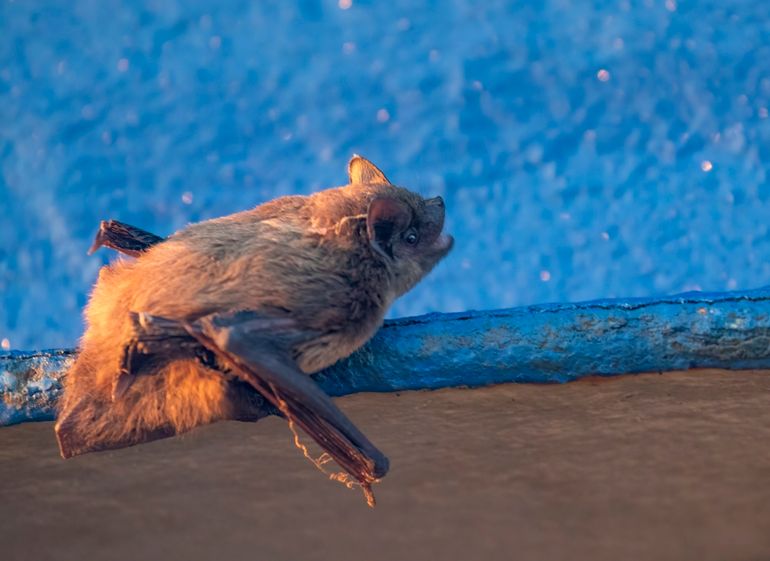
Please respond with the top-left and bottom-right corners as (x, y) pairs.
(3, 287), (770, 426)
(0, 350), (75, 426)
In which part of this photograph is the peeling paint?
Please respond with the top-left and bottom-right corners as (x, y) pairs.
(0, 350), (74, 425)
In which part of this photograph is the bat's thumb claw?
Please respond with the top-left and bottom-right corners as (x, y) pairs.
(88, 222), (109, 255)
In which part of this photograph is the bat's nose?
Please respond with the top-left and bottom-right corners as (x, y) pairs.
(427, 196), (445, 208)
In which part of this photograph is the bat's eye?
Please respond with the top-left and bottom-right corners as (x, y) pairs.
(404, 229), (419, 245)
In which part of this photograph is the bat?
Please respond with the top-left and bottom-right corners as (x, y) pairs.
(55, 155), (453, 504)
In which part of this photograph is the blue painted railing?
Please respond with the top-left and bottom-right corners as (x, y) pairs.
(4, 287), (770, 426)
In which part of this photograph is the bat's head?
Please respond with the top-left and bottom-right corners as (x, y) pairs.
(347, 155), (454, 298)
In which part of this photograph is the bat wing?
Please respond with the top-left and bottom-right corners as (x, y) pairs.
(128, 310), (389, 505)
(88, 219), (165, 256)
(82, 221), (391, 502)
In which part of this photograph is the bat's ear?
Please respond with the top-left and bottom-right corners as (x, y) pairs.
(348, 155), (391, 185)
(367, 196), (411, 259)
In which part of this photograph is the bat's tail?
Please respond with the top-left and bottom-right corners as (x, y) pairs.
(52, 352), (161, 458)
(55, 353), (235, 458)
(54, 353), (96, 458)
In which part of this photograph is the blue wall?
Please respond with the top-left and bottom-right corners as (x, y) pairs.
(2, 0), (770, 349)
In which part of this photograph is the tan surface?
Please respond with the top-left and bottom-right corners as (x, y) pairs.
(2, 369), (770, 561)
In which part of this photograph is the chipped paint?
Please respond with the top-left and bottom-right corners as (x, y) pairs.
(0, 350), (74, 425)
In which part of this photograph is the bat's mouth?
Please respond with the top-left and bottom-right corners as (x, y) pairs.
(423, 196), (453, 256)
(433, 233), (454, 252)
(425, 232), (453, 260)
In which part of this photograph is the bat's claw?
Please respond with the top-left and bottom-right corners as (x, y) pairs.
(88, 219), (165, 257)
(113, 338), (143, 401)
(112, 372), (135, 401)
(87, 221), (110, 255)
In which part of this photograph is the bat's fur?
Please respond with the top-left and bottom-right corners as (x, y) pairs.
(55, 156), (452, 458)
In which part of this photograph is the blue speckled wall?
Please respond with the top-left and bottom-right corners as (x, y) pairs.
(2, 0), (770, 350)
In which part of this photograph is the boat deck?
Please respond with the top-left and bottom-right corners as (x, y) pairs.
(2, 369), (769, 561)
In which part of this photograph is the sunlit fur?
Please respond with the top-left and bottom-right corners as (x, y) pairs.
(55, 158), (452, 458)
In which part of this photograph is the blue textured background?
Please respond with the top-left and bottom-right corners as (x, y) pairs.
(2, 0), (770, 350)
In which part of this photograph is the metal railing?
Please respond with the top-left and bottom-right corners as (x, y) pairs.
(4, 286), (770, 426)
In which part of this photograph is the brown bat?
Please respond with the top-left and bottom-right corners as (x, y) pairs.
(55, 155), (452, 502)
